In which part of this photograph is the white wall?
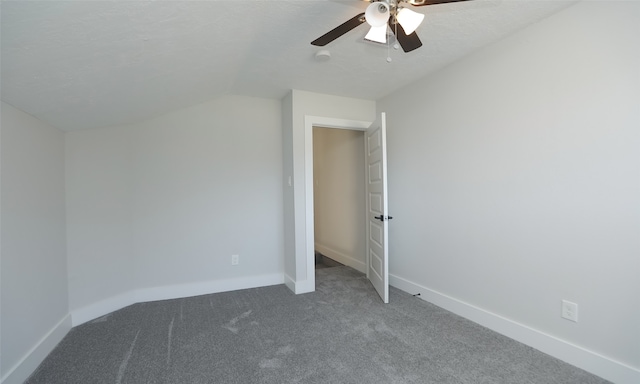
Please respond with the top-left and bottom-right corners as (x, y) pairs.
(313, 127), (366, 272)
(378, 1), (639, 383)
(1, 102), (71, 384)
(66, 95), (284, 323)
(281, 92), (296, 287)
(282, 90), (375, 293)
(65, 125), (135, 321)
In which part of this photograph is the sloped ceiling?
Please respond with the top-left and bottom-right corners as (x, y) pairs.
(1, 0), (576, 131)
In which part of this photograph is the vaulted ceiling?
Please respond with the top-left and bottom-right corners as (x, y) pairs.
(1, 0), (576, 131)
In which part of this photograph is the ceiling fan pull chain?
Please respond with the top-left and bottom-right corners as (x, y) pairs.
(387, 10), (396, 63)
(387, 25), (392, 62)
(394, 20), (400, 50)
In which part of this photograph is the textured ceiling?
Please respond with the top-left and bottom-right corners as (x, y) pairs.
(1, 0), (576, 131)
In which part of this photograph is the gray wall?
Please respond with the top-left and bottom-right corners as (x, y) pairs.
(378, 1), (639, 380)
(65, 95), (285, 323)
(1, 102), (70, 383)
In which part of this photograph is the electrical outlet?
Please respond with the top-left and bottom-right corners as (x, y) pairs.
(231, 254), (239, 266)
(561, 300), (578, 322)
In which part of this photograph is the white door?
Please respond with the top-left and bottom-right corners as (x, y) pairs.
(366, 113), (390, 303)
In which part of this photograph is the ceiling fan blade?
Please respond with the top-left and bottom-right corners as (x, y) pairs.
(406, 0), (473, 6)
(389, 20), (422, 52)
(311, 13), (366, 46)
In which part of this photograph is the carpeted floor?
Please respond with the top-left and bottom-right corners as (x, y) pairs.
(27, 266), (610, 383)
(314, 252), (343, 269)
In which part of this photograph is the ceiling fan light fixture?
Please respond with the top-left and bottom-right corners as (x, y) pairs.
(396, 7), (425, 35)
(364, 24), (388, 44)
(365, 1), (390, 27)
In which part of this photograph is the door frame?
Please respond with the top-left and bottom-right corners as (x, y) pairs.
(303, 115), (372, 291)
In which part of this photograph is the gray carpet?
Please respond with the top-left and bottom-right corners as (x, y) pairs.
(27, 266), (609, 383)
(315, 252), (343, 269)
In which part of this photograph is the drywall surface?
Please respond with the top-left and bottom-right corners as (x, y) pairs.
(282, 92), (296, 283)
(313, 128), (366, 272)
(66, 95), (284, 315)
(65, 125), (135, 315)
(378, 1), (639, 381)
(1, 102), (70, 382)
(282, 90), (375, 290)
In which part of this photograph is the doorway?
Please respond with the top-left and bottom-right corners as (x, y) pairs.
(312, 127), (367, 273)
(300, 116), (370, 293)
(300, 114), (389, 302)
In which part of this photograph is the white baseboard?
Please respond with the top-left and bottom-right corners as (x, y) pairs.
(389, 273), (640, 384)
(315, 243), (366, 273)
(134, 273), (284, 303)
(71, 291), (135, 326)
(71, 273), (284, 326)
(284, 273), (315, 294)
(1, 314), (72, 384)
(284, 273), (296, 293)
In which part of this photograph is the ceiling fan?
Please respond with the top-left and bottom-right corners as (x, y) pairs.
(311, 0), (472, 52)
